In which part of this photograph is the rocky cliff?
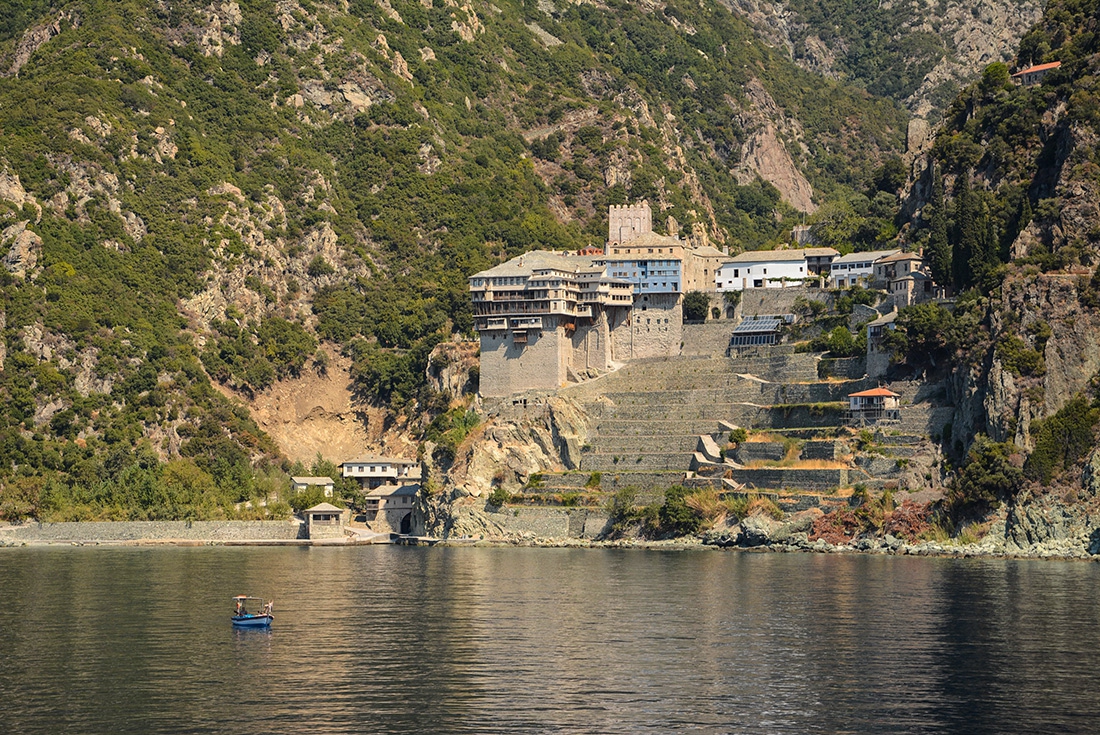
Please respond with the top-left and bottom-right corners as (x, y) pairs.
(419, 395), (591, 538)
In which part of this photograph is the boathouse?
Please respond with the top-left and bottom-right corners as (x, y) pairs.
(364, 484), (419, 535)
(304, 502), (346, 540)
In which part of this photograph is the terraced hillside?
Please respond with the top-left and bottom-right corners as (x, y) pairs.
(517, 328), (952, 508)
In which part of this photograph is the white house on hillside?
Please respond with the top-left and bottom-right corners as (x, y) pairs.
(716, 249), (828, 291)
(340, 457), (421, 490)
(828, 249), (900, 289)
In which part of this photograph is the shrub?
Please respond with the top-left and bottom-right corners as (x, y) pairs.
(656, 485), (703, 537)
(996, 335), (1044, 377)
(487, 487), (510, 507)
(946, 436), (1022, 517)
(307, 255), (335, 277)
(1025, 396), (1100, 485)
(584, 471), (602, 489)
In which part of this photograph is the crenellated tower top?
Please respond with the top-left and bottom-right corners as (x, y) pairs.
(607, 201), (652, 248)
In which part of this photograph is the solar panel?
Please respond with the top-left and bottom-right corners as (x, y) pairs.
(733, 317), (782, 333)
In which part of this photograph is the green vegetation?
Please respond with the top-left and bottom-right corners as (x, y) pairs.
(1025, 396), (1100, 485)
(946, 436), (1023, 517)
(784, 0), (953, 103)
(487, 487), (511, 508)
(682, 291), (710, 322)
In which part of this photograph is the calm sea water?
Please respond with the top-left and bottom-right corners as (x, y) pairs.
(1, 546), (1099, 734)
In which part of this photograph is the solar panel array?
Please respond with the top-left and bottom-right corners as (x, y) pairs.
(733, 317), (782, 334)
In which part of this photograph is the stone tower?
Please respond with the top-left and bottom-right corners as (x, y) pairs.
(607, 201), (652, 245)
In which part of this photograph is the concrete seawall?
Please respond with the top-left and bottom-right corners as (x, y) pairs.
(1, 520), (306, 544)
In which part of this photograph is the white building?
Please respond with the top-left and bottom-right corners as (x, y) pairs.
(340, 457), (421, 490)
(291, 476), (335, 497)
(828, 249), (900, 289)
(715, 249), (818, 291)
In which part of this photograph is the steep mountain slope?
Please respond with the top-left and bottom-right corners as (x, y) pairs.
(891, 0), (1100, 549)
(726, 0), (1045, 118)
(0, 0), (919, 520)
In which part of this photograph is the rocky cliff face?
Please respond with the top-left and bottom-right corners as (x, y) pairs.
(723, 0), (1043, 118)
(419, 396), (591, 538)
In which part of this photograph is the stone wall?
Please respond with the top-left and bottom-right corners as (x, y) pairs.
(569, 311), (614, 378)
(366, 508), (414, 535)
(802, 440), (848, 460)
(485, 506), (611, 539)
(734, 442), (787, 463)
(729, 467), (849, 491)
(612, 293), (681, 360)
(1, 520), (305, 543)
(740, 286), (831, 317)
(479, 321), (566, 397)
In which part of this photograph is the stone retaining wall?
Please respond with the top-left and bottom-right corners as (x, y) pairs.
(1, 520), (305, 543)
(802, 440), (848, 460)
(580, 452), (693, 471)
(729, 468), (848, 491)
(486, 507), (611, 539)
(542, 470), (683, 498)
(734, 442), (787, 463)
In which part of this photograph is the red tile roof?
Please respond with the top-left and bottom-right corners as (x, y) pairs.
(1012, 61), (1062, 76)
(848, 388), (900, 398)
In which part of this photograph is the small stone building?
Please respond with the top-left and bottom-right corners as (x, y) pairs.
(304, 502), (346, 540)
(866, 311), (897, 379)
(363, 484), (419, 535)
(1012, 61), (1061, 86)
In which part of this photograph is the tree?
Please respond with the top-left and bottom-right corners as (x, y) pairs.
(890, 302), (958, 366)
(682, 291), (710, 322)
(811, 199), (862, 251)
(658, 486), (702, 537)
(979, 62), (1011, 98)
(952, 172), (979, 290)
(868, 156), (907, 195)
(926, 164), (952, 288)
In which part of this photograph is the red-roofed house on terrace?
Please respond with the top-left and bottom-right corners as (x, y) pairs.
(847, 388), (901, 424)
(1012, 61), (1061, 86)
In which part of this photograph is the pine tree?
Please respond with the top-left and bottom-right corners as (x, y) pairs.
(926, 165), (952, 288)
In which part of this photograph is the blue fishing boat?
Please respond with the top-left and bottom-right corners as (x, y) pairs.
(231, 595), (273, 627)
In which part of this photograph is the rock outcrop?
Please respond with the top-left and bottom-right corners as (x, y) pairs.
(1, 221), (42, 279)
(735, 79), (816, 213)
(419, 396), (592, 537)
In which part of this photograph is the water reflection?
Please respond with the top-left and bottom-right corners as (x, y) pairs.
(1, 547), (1099, 734)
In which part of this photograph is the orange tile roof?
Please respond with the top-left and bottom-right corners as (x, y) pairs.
(1012, 61), (1062, 75)
(848, 388), (900, 398)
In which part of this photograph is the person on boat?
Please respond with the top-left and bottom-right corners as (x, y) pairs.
(235, 600), (243, 616)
